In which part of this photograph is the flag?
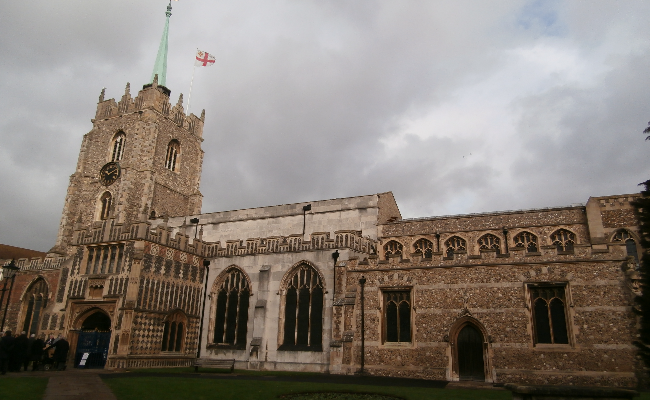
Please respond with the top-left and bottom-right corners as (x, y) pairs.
(195, 50), (215, 67)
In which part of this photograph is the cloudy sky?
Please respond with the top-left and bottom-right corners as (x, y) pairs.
(1, 1), (649, 252)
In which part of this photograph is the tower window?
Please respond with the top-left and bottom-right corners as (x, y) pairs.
(280, 263), (323, 351)
(550, 229), (575, 253)
(513, 231), (538, 253)
(99, 192), (112, 220)
(413, 238), (433, 258)
(111, 132), (126, 162)
(165, 140), (180, 171)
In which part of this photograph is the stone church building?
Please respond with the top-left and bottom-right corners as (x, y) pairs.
(0, 3), (643, 388)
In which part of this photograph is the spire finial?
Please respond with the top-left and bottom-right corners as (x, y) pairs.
(150, 2), (172, 87)
(177, 93), (183, 107)
(99, 88), (106, 102)
(124, 82), (131, 96)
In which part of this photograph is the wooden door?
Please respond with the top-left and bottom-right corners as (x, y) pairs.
(457, 324), (485, 380)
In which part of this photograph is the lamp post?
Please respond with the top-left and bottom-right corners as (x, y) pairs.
(502, 227), (509, 254)
(190, 218), (200, 239)
(0, 260), (20, 332)
(358, 275), (366, 375)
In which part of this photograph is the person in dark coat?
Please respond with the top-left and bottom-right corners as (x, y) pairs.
(12, 331), (29, 372)
(0, 331), (14, 375)
(53, 335), (69, 371)
(30, 334), (45, 371)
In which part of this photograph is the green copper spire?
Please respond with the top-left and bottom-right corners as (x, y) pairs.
(151, 1), (172, 86)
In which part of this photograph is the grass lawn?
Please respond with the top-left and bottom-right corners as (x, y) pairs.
(103, 376), (511, 400)
(0, 377), (48, 400)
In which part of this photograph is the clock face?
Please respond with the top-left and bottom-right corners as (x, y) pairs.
(99, 162), (121, 186)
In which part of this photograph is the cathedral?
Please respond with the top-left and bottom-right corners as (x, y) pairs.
(0, 4), (643, 387)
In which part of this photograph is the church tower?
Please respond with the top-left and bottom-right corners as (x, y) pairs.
(51, 2), (204, 255)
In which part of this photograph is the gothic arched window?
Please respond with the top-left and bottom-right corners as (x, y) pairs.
(165, 140), (180, 171)
(110, 132), (126, 162)
(98, 192), (112, 220)
(613, 230), (639, 265)
(280, 263), (324, 351)
(413, 238), (433, 258)
(384, 240), (403, 260)
(550, 229), (576, 253)
(513, 231), (538, 253)
(478, 234), (501, 255)
(445, 236), (467, 258)
(212, 268), (250, 349)
(383, 290), (411, 343)
(530, 285), (569, 345)
(161, 311), (187, 352)
(21, 279), (48, 335)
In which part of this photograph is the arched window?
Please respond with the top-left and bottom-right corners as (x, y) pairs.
(161, 311), (186, 352)
(212, 268), (250, 349)
(165, 140), (180, 171)
(110, 132), (126, 162)
(550, 229), (575, 253)
(612, 230), (639, 265)
(280, 263), (323, 351)
(530, 285), (569, 345)
(413, 238), (433, 258)
(384, 240), (403, 260)
(22, 279), (48, 335)
(383, 290), (411, 343)
(513, 231), (538, 253)
(478, 234), (501, 255)
(445, 236), (467, 258)
(98, 192), (112, 220)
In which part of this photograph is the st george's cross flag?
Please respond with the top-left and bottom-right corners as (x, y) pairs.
(195, 50), (215, 67)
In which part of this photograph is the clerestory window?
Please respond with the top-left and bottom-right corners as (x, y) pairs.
(513, 231), (538, 253)
(445, 236), (467, 258)
(550, 229), (575, 253)
(384, 240), (403, 260)
(413, 238), (433, 258)
(478, 234), (501, 255)
(612, 230), (639, 265)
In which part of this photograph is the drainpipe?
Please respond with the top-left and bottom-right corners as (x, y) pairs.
(332, 250), (339, 301)
(358, 275), (366, 374)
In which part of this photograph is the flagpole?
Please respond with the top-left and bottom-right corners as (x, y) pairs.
(186, 48), (197, 115)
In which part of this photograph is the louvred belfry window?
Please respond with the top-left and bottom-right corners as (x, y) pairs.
(413, 238), (433, 258)
(530, 285), (569, 345)
(212, 268), (250, 349)
(111, 132), (126, 162)
(280, 264), (323, 351)
(165, 140), (180, 171)
(513, 231), (538, 253)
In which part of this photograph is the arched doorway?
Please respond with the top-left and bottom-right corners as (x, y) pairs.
(74, 311), (112, 369)
(457, 324), (485, 380)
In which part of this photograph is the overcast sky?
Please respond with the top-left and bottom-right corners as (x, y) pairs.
(1, 1), (649, 252)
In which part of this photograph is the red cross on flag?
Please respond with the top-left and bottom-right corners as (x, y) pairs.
(195, 50), (215, 67)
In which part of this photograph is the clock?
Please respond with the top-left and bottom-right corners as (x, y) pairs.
(99, 162), (121, 186)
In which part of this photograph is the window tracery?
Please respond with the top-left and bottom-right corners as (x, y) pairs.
(513, 231), (538, 253)
(413, 238), (433, 258)
(110, 132), (126, 162)
(612, 230), (639, 264)
(161, 311), (186, 352)
(477, 234), (501, 254)
(445, 236), (467, 258)
(530, 285), (569, 345)
(165, 140), (180, 171)
(280, 263), (323, 351)
(21, 279), (48, 335)
(383, 290), (411, 343)
(384, 240), (403, 260)
(550, 229), (575, 253)
(212, 268), (250, 348)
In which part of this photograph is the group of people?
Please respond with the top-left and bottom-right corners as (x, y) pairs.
(0, 330), (70, 374)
